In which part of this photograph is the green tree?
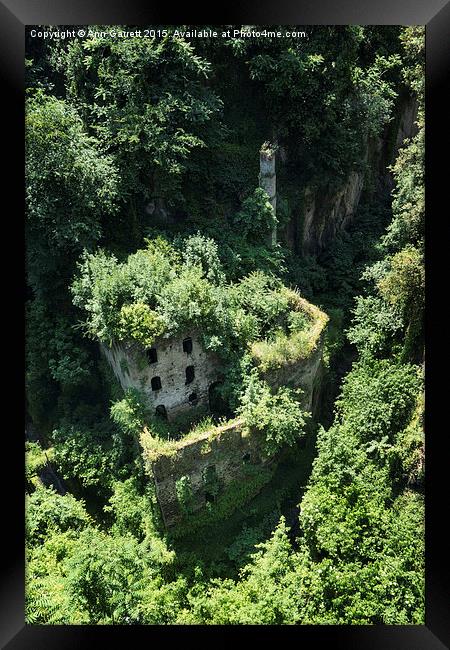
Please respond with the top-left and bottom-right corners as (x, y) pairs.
(181, 232), (225, 284)
(104, 477), (153, 541)
(232, 188), (277, 241)
(26, 485), (92, 545)
(26, 90), (118, 295)
(57, 33), (222, 209)
(64, 528), (147, 623)
(237, 26), (401, 185)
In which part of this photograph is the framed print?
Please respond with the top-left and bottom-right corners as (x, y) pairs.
(2, 0), (449, 647)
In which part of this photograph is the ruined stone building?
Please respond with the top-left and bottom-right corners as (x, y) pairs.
(102, 330), (222, 422)
(98, 143), (330, 529)
(102, 142), (280, 426)
(101, 293), (328, 529)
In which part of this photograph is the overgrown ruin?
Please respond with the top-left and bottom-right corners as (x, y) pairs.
(102, 290), (328, 529)
(102, 331), (222, 422)
(90, 142), (330, 530)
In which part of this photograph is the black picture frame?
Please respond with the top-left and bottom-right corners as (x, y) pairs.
(3, 0), (449, 647)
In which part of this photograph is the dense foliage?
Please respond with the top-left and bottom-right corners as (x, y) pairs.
(25, 25), (424, 625)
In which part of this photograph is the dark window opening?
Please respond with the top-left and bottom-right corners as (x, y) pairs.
(208, 380), (231, 418)
(183, 337), (193, 354)
(185, 365), (195, 384)
(146, 348), (158, 364)
(242, 452), (251, 464)
(188, 392), (198, 405)
(155, 405), (167, 420)
(205, 492), (215, 504)
(151, 376), (162, 391)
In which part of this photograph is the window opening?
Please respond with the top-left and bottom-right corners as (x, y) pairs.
(185, 365), (195, 384)
(146, 348), (158, 364)
(155, 404), (167, 420)
(151, 376), (162, 391)
(203, 465), (219, 503)
(183, 337), (193, 354)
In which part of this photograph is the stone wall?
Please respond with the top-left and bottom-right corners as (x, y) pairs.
(101, 330), (222, 421)
(146, 329), (326, 528)
(263, 333), (326, 416)
(149, 419), (269, 528)
(103, 299), (327, 529)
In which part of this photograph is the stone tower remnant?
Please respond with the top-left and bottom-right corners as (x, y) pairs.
(259, 141), (277, 247)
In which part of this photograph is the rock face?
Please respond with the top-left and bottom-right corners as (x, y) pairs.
(101, 331), (222, 421)
(301, 171), (365, 256)
(287, 95), (419, 256)
(392, 95), (418, 160)
(145, 197), (176, 224)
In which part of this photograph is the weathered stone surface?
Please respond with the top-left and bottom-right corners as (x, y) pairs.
(301, 171), (365, 256)
(259, 144), (277, 247)
(146, 327), (326, 528)
(104, 298), (327, 529)
(101, 330), (222, 421)
(150, 419), (269, 527)
(286, 95), (419, 256)
(263, 334), (325, 416)
(392, 95), (418, 159)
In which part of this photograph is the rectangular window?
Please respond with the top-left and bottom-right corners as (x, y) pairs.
(146, 348), (158, 364)
(185, 365), (195, 384)
(151, 376), (162, 391)
(183, 337), (193, 354)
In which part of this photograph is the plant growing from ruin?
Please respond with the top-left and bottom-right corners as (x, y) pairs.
(239, 370), (309, 457)
(232, 188), (277, 241)
(175, 476), (195, 515)
(117, 302), (165, 347)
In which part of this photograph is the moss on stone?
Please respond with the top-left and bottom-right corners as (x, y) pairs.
(250, 290), (329, 372)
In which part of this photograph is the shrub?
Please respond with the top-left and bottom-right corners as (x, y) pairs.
(116, 302), (164, 347)
(347, 295), (403, 358)
(377, 246), (424, 319)
(181, 232), (225, 285)
(176, 476), (195, 515)
(26, 485), (92, 545)
(336, 359), (422, 443)
(239, 371), (308, 457)
(232, 187), (277, 240)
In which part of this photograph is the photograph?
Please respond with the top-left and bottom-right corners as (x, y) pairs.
(23, 22), (428, 628)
